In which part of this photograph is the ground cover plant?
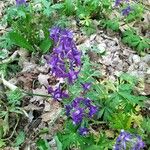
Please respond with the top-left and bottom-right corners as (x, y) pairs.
(0, 0), (150, 150)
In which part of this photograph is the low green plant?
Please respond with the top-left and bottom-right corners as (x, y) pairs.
(36, 138), (51, 150)
(0, 61), (21, 78)
(57, 52), (147, 149)
(2, 1), (56, 53)
(101, 19), (120, 31)
(125, 3), (144, 23)
(122, 29), (150, 53)
(0, 89), (24, 148)
(57, 120), (89, 149)
(0, 32), (14, 50)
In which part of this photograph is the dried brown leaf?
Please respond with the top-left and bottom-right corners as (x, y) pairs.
(38, 73), (50, 86)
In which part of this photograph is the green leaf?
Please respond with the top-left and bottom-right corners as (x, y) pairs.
(137, 40), (150, 52)
(120, 73), (137, 84)
(122, 36), (130, 44)
(54, 136), (62, 150)
(105, 20), (119, 31)
(0, 122), (4, 139)
(142, 117), (150, 133)
(9, 31), (35, 52)
(86, 145), (100, 150)
(3, 113), (9, 136)
(0, 139), (6, 148)
(97, 108), (105, 119)
(110, 113), (130, 130)
(15, 131), (25, 146)
(7, 89), (23, 105)
(118, 91), (141, 104)
(110, 21), (119, 31)
(39, 38), (52, 54)
(51, 3), (64, 10)
(0, 49), (8, 59)
(64, 0), (74, 15)
(37, 139), (51, 150)
(130, 40), (140, 47)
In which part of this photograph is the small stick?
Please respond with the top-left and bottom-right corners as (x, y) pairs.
(0, 51), (18, 65)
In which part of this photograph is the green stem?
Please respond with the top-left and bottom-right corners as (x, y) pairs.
(91, 119), (106, 125)
(22, 90), (52, 98)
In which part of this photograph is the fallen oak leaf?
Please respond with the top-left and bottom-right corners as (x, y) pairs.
(41, 101), (62, 123)
(24, 104), (42, 111)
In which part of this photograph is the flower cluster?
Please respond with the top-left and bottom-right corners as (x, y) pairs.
(122, 5), (131, 16)
(65, 97), (98, 125)
(115, 0), (128, 6)
(114, 130), (145, 150)
(16, 0), (26, 5)
(115, 0), (132, 16)
(48, 27), (82, 84)
(48, 85), (69, 101)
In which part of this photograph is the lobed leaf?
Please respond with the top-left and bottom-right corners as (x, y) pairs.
(9, 31), (35, 52)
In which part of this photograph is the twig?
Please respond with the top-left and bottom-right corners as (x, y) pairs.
(4, 117), (19, 140)
(0, 73), (51, 98)
(0, 51), (18, 65)
(0, 73), (18, 91)
(22, 90), (52, 98)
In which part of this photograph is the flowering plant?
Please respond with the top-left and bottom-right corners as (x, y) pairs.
(114, 130), (145, 150)
(48, 27), (81, 84)
(16, 0), (26, 6)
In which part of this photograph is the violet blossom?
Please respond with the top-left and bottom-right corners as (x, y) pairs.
(132, 136), (145, 150)
(115, 0), (123, 6)
(72, 107), (84, 124)
(78, 127), (89, 136)
(114, 0), (132, 16)
(65, 97), (98, 125)
(48, 85), (69, 101)
(122, 5), (131, 16)
(115, 0), (129, 6)
(114, 130), (145, 150)
(16, 0), (26, 5)
(48, 27), (81, 84)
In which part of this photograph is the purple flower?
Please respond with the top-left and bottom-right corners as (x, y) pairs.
(122, 5), (131, 16)
(67, 70), (79, 84)
(115, 0), (122, 6)
(48, 86), (69, 101)
(83, 98), (91, 106)
(115, 0), (129, 6)
(48, 27), (81, 84)
(65, 97), (98, 125)
(78, 127), (89, 136)
(72, 97), (83, 107)
(16, 0), (26, 5)
(114, 130), (131, 150)
(65, 105), (72, 116)
(89, 105), (98, 117)
(81, 82), (91, 93)
(132, 136), (145, 150)
(71, 108), (84, 124)
(50, 27), (61, 43)
(114, 130), (145, 150)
